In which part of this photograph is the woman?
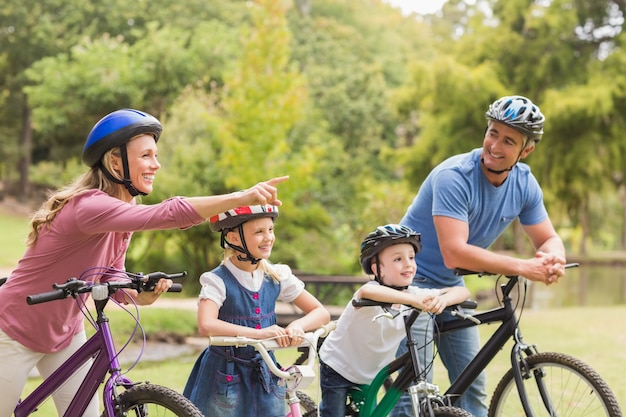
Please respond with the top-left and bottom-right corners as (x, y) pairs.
(0, 108), (287, 417)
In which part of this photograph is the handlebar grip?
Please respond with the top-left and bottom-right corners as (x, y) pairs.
(26, 289), (67, 305)
(352, 298), (391, 308)
(459, 300), (478, 309)
(167, 283), (183, 293)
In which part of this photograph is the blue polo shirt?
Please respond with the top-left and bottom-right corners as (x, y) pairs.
(400, 148), (547, 287)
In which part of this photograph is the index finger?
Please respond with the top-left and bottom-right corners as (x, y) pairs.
(265, 176), (289, 186)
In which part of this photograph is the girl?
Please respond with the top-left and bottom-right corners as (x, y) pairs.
(183, 204), (330, 416)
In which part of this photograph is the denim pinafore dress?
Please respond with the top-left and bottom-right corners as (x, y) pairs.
(183, 265), (286, 416)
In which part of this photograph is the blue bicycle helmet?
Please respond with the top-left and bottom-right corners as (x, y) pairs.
(82, 109), (162, 196)
(82, 109), (162, 167)
(485, 95), (544, 142)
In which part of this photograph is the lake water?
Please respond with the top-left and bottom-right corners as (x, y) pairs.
(492, 264), (626, 309)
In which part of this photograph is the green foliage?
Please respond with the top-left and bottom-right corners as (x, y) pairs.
(6, 0), (626, 273)
(394, 57), (504, 186)
(84, 306), (198, 345)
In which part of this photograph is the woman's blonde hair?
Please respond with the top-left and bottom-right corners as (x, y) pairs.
(26, 148), (125, 246)
(223, 247), (281, 283)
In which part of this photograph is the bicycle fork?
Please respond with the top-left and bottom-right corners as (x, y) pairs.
(408, 380), (449, 417)
(510, 330), (557, 417)
(286, 394), (302, 417)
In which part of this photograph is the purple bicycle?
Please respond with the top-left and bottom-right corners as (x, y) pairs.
(4, 267), (203, 417)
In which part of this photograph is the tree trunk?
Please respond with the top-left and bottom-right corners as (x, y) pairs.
(514, 219), (527, 254)
(579, 198), (589, 255)
(17, 104), (32, 202)
(620, 184), (626, 250)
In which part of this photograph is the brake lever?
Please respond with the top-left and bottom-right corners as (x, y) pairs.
(373, 306), (401, 322)
(450, 305), (481, 325)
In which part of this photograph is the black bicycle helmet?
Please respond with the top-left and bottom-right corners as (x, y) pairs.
(360, 224), (422, 275)
(82, 109), (162, 197)
(485, 95), (545, 142)
(210, 205), (279, 264)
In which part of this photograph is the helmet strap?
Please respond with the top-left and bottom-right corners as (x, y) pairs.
(481, 141), (530, 175)
(119, 144), (147, 197)
(481, 158), (515, 175)
(372, 255), (409, 290)
(222, 226), (261, 265)
(98, 145), (146, 197)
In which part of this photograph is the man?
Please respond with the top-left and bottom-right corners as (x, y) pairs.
(391, 95), (566, 417)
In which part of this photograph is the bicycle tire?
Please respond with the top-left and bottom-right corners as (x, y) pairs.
(297, 390), (319, 417)
(488, 352), (622, 417)
(104, 383), (204, 417)
(432, 406), (475, 417)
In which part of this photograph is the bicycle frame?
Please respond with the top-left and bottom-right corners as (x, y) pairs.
(15, 297), (131, 417)
(209, 323), (334, 417)
(437, 270), (570, 415)
(347, 301), (449, 417)
(12, 269), (187, 417)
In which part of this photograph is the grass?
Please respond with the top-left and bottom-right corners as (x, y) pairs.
(19, 304), (626, 415)
(0, 211), (28, 269)
(2, 210), (624, 413)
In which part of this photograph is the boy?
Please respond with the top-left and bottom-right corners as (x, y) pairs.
(318, 224), (470, 417)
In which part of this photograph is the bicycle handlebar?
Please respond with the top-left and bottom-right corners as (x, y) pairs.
(26, 270), (187, 305)
(208, 321), (336, 387)
(453, 262), (579, 277)
(352, 298), (478, 311)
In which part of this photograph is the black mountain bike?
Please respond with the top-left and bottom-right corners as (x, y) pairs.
(437, 263), (621, 416)
(297, 263), (622, 417)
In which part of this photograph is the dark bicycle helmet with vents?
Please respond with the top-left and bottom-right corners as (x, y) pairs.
(485, 95), (545, 142)
(360, 224), (422, 275)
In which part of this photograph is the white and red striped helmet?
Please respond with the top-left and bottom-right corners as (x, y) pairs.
(209, 205), (279, 232)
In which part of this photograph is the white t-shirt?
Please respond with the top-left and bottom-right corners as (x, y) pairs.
(319, 281), (439, 384)
(198, 257), (305, 307)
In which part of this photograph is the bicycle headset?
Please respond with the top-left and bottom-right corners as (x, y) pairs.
(209, 205), (279, 264)
(483, 95), (545, 175)
(82, 109), (162, 197)
(359, 224), (422, 290)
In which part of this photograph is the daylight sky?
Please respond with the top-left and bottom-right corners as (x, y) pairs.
(383, 0), (446, 15)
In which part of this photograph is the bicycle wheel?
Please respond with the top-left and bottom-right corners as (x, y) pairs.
(105, 383), (204, 417)
(489, 352), (622, 417)
(297, 390), (319, 417)
(432, 406), (475, 417)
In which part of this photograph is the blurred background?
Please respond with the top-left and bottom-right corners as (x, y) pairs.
(1, 0), (625, 307)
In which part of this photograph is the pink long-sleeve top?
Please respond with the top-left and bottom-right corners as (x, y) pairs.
(0, 189), (204, 353)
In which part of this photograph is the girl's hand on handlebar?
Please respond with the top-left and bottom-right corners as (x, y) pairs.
(259, 324), (292, 347)
(285, 323), (306, 346)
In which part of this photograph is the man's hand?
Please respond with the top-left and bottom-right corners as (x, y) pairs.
(534, 251), (566, 285)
